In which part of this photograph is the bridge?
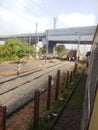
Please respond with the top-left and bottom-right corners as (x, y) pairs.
(46, 26), (96, 53)
(0, 25), (96, 54)
(0, 32), (46, 44)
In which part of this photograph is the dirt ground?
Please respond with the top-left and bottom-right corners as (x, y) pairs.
(0, 59), (60, 77)
(6, 83), (57, 130)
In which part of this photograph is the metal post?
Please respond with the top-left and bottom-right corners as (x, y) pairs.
(77, 34), (80, 62)
(35, 23), (39, 59)
(55, 70), (60, 101)
(0, 106), (6, 130)
(75, 32), (80, 62)
(34, 90), (40, 129)
(36, 23), (38, 34)
(45, 30), (48, 64)
(47, 75), (52, 110)
(53, 17), (57, 29)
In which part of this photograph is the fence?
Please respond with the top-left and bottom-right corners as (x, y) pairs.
(0, 106), (6, 130)
(0, 63), (77, 130)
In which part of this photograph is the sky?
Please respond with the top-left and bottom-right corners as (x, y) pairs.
(0, 0), (98, 35)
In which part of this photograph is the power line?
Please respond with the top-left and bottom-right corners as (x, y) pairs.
(34, 0), (56, 16)
(30, 0), (54, 19)
(16, 0), (50, 23)
(0, 1), (55, 32)
(30, 0), (58, 29)
(16, 0), (52, 27)
(16, 0), (38, 21)
(0, 4), (36, 25)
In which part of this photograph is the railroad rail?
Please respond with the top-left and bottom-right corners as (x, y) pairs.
(0, 62), (61, 84)
(0, 61), (74, 116)
(0, 62), (65, 95)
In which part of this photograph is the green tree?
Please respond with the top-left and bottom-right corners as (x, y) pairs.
(55, 45), (67, 58)
(39, 45), (47, 55)
(0, 38), (35, 62)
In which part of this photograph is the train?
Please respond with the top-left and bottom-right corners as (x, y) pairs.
(66, 50), (77, 61)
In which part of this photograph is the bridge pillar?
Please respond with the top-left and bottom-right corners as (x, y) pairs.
(48, 41), (56, 55)
(35, 44), (39, 59)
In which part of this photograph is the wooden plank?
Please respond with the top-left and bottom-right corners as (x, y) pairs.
(34, 90), (40, 128)
(47, 75), (52, 110)
(0, 106), (6, 130)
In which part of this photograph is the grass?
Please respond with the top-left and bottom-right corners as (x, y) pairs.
(28, 63), (87, 130)
(69, 75), (87, 109)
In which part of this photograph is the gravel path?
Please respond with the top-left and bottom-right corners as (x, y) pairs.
(0, 60), (74, 115)
(51, 74), (86, 130)
(51, 107), (82, 130)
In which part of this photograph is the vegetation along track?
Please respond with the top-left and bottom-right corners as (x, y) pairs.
(0, 61), (74, 116)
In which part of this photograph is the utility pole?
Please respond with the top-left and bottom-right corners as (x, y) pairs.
(36, 23), (38, 34)
(35, 22), (39, 59)
(53, 17), (57, 29)
(53, 17), (57, 57)
(77, 34), (80, 62)
(29, 33), (31, 45)
(75, 31), (80, 62)
(45, 30), (48, 64)
(77, 34), (80, 56)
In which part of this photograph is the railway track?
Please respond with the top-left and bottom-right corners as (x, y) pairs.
(0, 62), (63, 95)
(0, 62), (61, 84)
(0, 61), (74, 116)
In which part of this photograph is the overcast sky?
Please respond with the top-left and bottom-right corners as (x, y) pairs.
(0, 0), (98, 35)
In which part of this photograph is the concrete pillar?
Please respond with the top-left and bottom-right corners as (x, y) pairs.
(35, 37), (39, 59)
(48, 41), (56, 55)
(35, 44), (39, 59)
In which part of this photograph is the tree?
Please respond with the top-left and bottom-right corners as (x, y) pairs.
(55, 45), (67, 58)
(0, 38), (35, 62)
(39, 45), (47, 55)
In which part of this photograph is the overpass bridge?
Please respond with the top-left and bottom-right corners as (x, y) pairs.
(0, 25), (96, 54)
(46, 26), (96, 53)
(0, 33), (46, 44)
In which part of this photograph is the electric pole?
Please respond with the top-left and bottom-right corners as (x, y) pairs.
(45, 30), (48, 64)
(36, 23), (38, 34)
(53, 17), (57, 29)
(35, 22), (39, 59)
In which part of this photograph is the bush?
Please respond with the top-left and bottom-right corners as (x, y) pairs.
(0, 38), (35, 62)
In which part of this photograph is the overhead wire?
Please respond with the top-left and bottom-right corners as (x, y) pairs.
(33, 0), (56, 17)
(30, 0), (58, 28)
(16, 0), (38, 21)
(16, 0), (51, 29)
(38, 0), (59, 26)
(0, 0), (57, 33)
(0, 4), (36, 25)
(30, 0), (54, 19)
(0, 3), (40, 33)
(33, 0), (60, 28)
(16, 0), (53, 27)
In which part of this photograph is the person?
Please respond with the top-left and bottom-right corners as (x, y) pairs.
(17, 61), (20, 75)
(86, 51), (91, 68)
